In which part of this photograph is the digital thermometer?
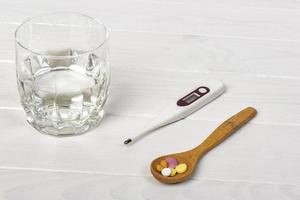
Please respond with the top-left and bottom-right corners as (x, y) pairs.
(123, 79), (225, 145)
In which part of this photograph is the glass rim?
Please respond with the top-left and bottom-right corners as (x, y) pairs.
(14, 11), (109, 59)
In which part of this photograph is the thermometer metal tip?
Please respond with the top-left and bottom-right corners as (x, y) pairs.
(124, 138), (132, 145)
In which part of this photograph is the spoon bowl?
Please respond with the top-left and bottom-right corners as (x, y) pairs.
(150, 107), (257, 184)
(151, 153), (194, 184)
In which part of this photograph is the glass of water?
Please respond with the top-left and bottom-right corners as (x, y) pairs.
(15, 12), (110, 136)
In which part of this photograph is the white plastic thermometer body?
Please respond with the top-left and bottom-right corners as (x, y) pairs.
(123, 79), (225, 145)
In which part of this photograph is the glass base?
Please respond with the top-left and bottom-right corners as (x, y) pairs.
(25, 109), (104, 136)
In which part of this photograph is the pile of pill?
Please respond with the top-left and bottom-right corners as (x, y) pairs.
(156, 157), (187, 177)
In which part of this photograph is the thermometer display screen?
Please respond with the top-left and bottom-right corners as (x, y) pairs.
(183, 93), (200, 104)
(177, 86), (210, 106)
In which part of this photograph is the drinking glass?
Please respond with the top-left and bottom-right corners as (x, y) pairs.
(15, 12), (110, 136)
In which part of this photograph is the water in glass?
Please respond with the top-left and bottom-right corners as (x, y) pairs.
(17, 49), (109, 135)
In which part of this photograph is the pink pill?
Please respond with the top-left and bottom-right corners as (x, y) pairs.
(165, 157), (178, 168)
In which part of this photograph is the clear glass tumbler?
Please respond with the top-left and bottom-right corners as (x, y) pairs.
(15, 12), (110, 136)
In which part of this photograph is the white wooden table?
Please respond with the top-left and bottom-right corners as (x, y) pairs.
(1, 0), (300, 199)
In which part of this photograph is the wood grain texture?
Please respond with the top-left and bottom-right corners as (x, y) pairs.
(192, 107), (257, 157)
(0, 0), (299, 199)
(1, 1), (300, 40)
(151, 107), (257, 184)
(1, 169), (299, 200)
(2, 27), (300, 78)
(1, 64), (299, 125)
(0, 109), (299, 185)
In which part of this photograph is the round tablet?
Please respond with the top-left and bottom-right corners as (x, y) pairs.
(156, 164), (163, 172)
(161, 168), (172, 177)
(160, 160), (168, 168)
(165, 157), (178, 168)
(175, 163), (187, 174)
(170, 168), (177, 177)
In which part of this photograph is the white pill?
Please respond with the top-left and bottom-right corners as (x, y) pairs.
(161, 168), (172, 177)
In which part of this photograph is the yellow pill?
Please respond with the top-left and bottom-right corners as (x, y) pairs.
(160, 160), (168, 168)
(156, 164), (163, 172)
(175, 163), (187, 174)
(170, 168), (177, 177)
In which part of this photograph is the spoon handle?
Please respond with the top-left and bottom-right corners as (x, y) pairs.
(192, 107), (257, 159)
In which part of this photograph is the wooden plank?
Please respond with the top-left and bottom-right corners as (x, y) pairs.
(2, 63), (300, 125)
(108, 68), (300, 126)
(149, 0), (300, 10)
(110, 31), (300, 78)
(0, 109), (299, 185)
(0, 1), (300, 40)
(1, 169), (299, 200)
(3, 25), (300, 78)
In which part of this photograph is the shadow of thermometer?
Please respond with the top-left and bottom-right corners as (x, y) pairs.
(123, 79), (225, 145)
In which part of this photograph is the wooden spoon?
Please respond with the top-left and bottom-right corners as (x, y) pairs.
(150, 107), (257, 184)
